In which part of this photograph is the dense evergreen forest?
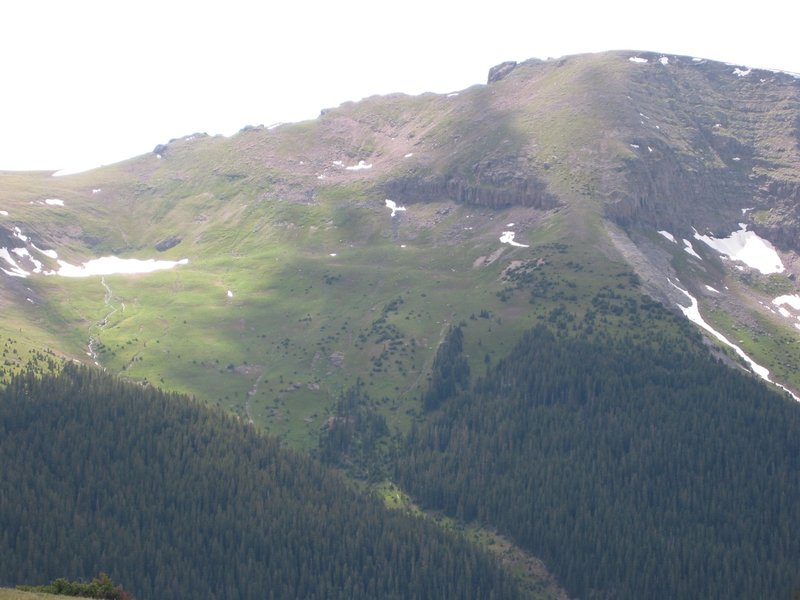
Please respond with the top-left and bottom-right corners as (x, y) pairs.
(397, 314), (800, 599)
(0, 365), (522, 600)
(317, 379), (392, 481)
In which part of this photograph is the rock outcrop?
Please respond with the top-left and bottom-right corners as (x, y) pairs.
(382, 154), (558, 210)
(487, 61), (517, 84)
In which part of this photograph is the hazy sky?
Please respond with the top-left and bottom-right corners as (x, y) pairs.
(3, 0), (799, 172)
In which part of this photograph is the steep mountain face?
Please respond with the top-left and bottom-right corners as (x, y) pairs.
(1, 50), (799, 438)
(2, 49), (800, 600)
(594, 54), (800, 234)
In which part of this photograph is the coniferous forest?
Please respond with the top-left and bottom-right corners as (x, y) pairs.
(0, 365), (521, 600)
(397, 317), (800, 599)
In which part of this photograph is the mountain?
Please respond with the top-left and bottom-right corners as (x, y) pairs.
(2, 51), (799, 435)
(1, 49), (800, 597)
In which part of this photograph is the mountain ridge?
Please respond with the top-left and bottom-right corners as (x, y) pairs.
(2, 48), (800, 600)
(1, 49), (799, 436)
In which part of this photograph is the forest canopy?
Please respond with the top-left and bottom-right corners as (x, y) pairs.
(0, 364), (521, 600)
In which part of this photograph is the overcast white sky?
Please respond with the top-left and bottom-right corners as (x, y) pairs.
(3, 0), (799, 172)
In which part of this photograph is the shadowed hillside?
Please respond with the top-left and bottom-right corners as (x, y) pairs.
(0, 365), (523, 600)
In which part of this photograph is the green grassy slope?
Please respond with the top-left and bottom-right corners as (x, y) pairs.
(0, 590), (75, 600)
(2, 50), (799, 450)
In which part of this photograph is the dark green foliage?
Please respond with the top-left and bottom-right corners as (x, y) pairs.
(317, 381), (390, 480)
(0, 365), (522, 600)
(397, 317), (800, 599)
(18, 573), (131, 599)
(423, 325), (470, 411)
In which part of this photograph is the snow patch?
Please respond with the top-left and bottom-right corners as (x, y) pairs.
(404, 153), (413, 158)
(55, 257), (189, 278)
(345, 160), (372, 171)
(499, 231), (529, 248)
(773, 295), (800, 311)
(385, 199), (406, 217)
(733, 67), (751, 77)
(694, 224), (784, 274)
(329, 253), (337, 257)
(447, 92), (459, 97)
(1, 247), (29, 277)
(669, 279), (798, 400)
(705, 285), (720, 293)
(0, 210), (8, 216)
(659, 57), (669, 65)
(227, 290), (234, 298)
(11, 247), (43, 273)
(683, 239), (702, 259)
(44, 198), (64, 206)
(629, 57), (648, 64)
(92, 188), (102, 194)
(658, 230), (677, 243)
(52, 166), (95, 177)
(32, 244), (58, 259)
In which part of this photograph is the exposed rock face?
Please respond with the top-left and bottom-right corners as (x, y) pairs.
(0, 225), (18, 248)
(382, 175), (558, 209)
(487, 61), (517, 83)
(751, 180), (800, 251)
(607, 142), (759, 233)
(607, 145), (800, 253)
(588, 53), (800, 251)
(155, 235), (182, 252)
(382, 156), (558, 210)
